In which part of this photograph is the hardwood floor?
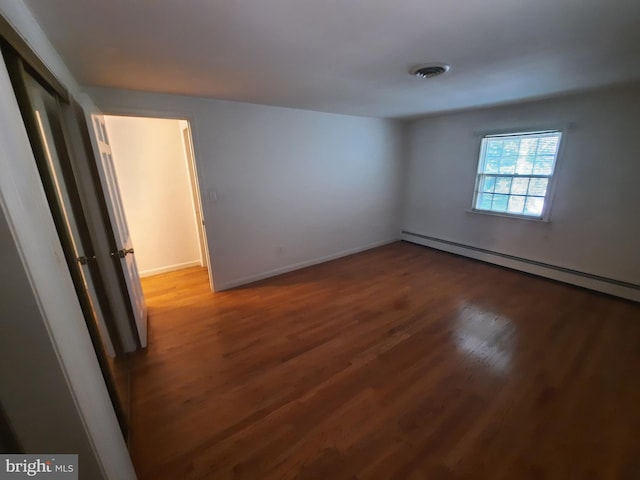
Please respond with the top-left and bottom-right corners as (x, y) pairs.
(133, 242), (640, 480)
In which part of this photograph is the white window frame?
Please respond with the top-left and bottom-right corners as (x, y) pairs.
(471, 129), (563, 222)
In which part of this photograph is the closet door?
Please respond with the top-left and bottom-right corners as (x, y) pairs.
(2, 46), (130, 436)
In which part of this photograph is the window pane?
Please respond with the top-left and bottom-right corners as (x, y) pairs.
(481, 175), (496, 193)
(476, 193), (494, 210)
(507, 195), (525, 214)
(528, 178), (549, 196)
(538, 136), (559, 154)
(494, 177), (512, 194)
(511, 177), (529, 194)
(492, 194), (508, 211)
(524, 196), (544, 216)
(518, 138), (538, 156)
(499, 156), (516, 174)
(533, 155), (555, 175)
(486, 139), (504, 157)
(503, 139), (519, 156)
(515, 155), (534, 174)
(484, 157), (500, 174)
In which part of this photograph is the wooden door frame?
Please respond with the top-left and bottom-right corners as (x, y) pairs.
(182, 122), (210, 270)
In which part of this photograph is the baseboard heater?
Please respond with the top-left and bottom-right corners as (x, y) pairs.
(401, 230), (640, 303)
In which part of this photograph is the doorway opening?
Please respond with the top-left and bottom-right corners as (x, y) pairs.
(102, 115), (212, 288)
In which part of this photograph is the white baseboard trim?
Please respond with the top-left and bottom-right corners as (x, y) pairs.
(217, 238), (399, 291)
(139, 260), (202, 278)
(401, 231), (640, 303)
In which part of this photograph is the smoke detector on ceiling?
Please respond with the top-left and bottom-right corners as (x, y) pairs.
(409, 63), (450, 79)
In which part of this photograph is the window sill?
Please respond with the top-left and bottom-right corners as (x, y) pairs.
(466, 209), (550, 223)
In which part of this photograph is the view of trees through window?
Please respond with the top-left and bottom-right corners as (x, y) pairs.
(473, 131), (562, 218)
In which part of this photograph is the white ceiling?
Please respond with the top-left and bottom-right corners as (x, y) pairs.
(23, 0), (640, 118)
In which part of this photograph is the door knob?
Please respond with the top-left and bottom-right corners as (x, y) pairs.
(111, 248), (134, 258)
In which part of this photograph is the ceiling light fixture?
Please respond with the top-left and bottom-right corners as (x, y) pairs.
(409, 63), (450, 79)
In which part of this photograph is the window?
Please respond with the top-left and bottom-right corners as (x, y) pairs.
(472, 130), (562, 220)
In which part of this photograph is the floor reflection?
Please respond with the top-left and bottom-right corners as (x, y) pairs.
(454, 302), (517, 375)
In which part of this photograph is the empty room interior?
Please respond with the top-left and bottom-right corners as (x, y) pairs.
(0, 1), (639, 479)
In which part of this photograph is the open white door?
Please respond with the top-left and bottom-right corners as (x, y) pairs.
(91, 114), (148, 347)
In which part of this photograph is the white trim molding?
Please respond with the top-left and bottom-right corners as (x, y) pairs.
(401, 231), (640, 303)
(217, 238), (398, 291)
(139, 260), (202, 278)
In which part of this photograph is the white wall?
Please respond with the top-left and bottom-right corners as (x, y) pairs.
(88, 88), (405, 290)
(402, 84), (640, 286)
(104, 116), (201, 277)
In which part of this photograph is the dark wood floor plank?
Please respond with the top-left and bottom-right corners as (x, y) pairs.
(131, 241), (640, 480)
